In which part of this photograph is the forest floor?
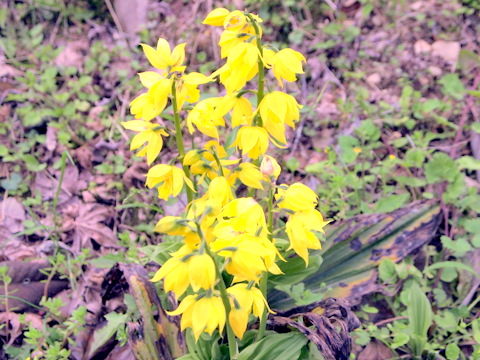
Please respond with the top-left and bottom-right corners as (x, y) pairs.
(1, 0), (480, 359)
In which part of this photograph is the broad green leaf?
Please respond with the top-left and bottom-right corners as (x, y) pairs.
(286, 157), (300, 172)
(374, 193), (410, 213)
(456, 156), (480, 170)
(404, 148), (426, 168)
(439, 267), (457, 282)
(472, 123), (480, 134)
(21, 154), (47, 172)
(464, 218), (480, 242)
(424, 152), (457, 183)
(0, 173), (22, 191)
(445, 343), (460, 360)
(378, 258), (397, 283)
(441, 236), (472, 257)
(391, 332), (409, 349)
(0, 145), (8, 157)
(424, 261), (480, 278)
(395, 176), (426, 187)
(89, 253), (126, 268)
(237, 332), (308, 360)
(407, 282), (432, 356)
(338, 135), (360, 163)
(438, 73), (465, 100)
(306, 341), (325, 360)
(90, 312), (129, 356)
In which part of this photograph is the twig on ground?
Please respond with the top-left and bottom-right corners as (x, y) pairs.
(104, 0), (131, 50)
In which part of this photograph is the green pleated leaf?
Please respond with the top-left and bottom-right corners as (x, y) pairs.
(407, 282), (432, 357)
(237, 332), (308, 360)
(269, 254), (323, 286)
(269, 201), (442, 310)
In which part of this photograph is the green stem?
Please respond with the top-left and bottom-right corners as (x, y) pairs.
(171, 81), (194, 204)
(195, 222), (236, 358)
(212, 151), (225, 177)
(246, 13), (265, 127)
(247, 157), (260, 197)
(257, 273), (268, 340)
(53, 151), (67, 230)
(246, 14), (265, 199)
(257, 185), (274, 340)
(204, 242), (237, 358)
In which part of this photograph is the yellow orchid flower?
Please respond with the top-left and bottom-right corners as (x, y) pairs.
(286, 209), (329, 265)
(207, 176), (235, 207)
(234, 126), (269, 159)
(203, 140), (229, 161)
(219, 42), (260, 92)
(167, 292), (226, 340)
(267, 48), (306, 87)
(213, 93), (254, 127)
(203, 7), (230, 26)
(154, 216), (186, 235)
(140, 38), (186, 72)
(211, 234), (275, 282)
(176, 72), (215, 110)
(121, 120), (169, 165)
(138, 71), (164, 88)
(130, 78), (172, 121)
(150, 244), (193, 297)
(146, 164), (195, 200)
(217, 198), (268, 235)
(187, 253), (216, 292)
(228, 307), (249, 339)
(183, 149), (204, 166)
(227, 283), (272, 339)
(223, 10), (248, 31)
(276, 182), (318, 212)
(186, 97), (225, 139)
(218, 30), (251, 59)
(151, 247), (216, 296)
(231, 162), (264, 190)
(258, 91), (301, 145)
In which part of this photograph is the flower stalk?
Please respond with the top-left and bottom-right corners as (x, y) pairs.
(122, 7), (328, 359)
(171, 81), (194, 204)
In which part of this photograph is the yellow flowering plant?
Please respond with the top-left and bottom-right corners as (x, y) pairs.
(122, 8), (329, 359)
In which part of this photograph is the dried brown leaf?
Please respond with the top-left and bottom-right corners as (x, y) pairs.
(33, 166), (87, 206)
(105, 344), (135, 360)
(123, 162), (148, 186)
(272, 298), (361, 360)
(0, 198), (25, 234)
(74, 144), (94, 170)
(0, 238), (38, 261)
(0, 62), (22, 77)
(45, 125), (59, 152)
(63, 203), (119, 252)
(0, 312), (42, 346)
(357, 340), (394, 360)
(55, 40), (88, 68)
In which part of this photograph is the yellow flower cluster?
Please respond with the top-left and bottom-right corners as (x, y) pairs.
(122, 7), (328, 347)
(276, 183), (330, 265)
